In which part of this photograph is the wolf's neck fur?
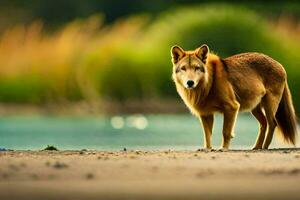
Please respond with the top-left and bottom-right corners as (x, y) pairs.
(175, 54), (218, 116)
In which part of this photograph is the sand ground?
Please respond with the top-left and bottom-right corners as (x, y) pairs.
(0, 149), (300, 200)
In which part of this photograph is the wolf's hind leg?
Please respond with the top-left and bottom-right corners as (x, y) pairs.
(251, 104), (267, 150)
(262, 93), (282, 149)
(200, 114), (214, 150)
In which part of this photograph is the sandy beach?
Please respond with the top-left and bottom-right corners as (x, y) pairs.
(0, 149), (300, 200)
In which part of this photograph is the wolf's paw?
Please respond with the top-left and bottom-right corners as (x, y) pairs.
(252, 146), (262, 150)
(217, 147), (229, 152)
(197, 148), (215, 153)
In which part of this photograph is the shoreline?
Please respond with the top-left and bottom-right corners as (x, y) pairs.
(1, 147), (300, 152)
(1, 149), (300, 200)
(0, 99), (187, 116)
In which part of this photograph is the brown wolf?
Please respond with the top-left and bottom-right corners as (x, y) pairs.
(171, 44), (298, 150)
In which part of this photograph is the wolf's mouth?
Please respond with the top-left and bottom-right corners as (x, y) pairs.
(186, 86), (195, 89)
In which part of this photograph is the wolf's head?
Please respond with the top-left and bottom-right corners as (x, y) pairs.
(171, 44), (209, 89)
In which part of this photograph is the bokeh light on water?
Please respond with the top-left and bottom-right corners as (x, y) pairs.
(111, 115), (148, 130)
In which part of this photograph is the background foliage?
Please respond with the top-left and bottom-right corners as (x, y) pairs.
(0, 1), (299, 113)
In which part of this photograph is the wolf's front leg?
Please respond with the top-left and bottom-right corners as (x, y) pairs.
(200, 114), (214, 150)
(220, 104), (239, 151)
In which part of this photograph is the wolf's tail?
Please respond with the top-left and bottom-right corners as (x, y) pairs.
(275, 82), (298, 145)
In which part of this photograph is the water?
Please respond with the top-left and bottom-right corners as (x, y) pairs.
(0, 114), (285, 150)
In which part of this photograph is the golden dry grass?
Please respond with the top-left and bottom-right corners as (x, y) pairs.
(0, 15), (145, 103)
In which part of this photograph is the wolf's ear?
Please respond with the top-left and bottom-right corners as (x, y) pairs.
(195, 44), (209, 64)
(171, 45), (185, 64)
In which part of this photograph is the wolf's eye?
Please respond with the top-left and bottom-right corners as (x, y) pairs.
(181, 66), (186, 71)
(195, 66), (205, 72)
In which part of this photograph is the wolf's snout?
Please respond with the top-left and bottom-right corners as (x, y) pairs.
(186, 80), (194, 88)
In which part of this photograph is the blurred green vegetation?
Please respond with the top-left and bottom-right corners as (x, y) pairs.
(2, 0), (300, 30)
(0, 4), (299, 113)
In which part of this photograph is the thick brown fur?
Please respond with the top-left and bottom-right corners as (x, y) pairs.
(171, 45), (298, 150)
(275, 83), (297, 144)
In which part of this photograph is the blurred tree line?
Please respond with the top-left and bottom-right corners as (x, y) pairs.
(1, 0), (300, 30)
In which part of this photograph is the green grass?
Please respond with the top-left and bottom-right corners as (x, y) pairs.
(43, 145), (59, 151)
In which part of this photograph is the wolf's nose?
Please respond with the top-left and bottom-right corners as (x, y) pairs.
(187, 80), (194, 88)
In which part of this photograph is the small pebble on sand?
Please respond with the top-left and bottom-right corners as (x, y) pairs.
(288, 168), (300, 175)
(52, 161), (68, 169)
(20, 162), (27, 167)
(86, 173), (94, 180)
(31, 174), (39, 180)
